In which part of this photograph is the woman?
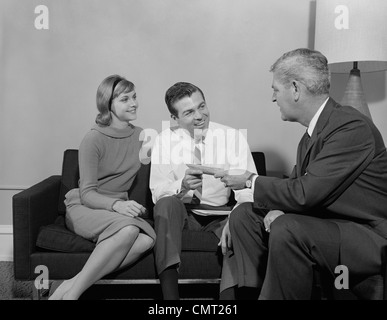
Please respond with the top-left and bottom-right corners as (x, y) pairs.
(49, 75), (156, 300)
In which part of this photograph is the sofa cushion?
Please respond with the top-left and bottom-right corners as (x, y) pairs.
(182, 230), (219, 252)
(36, 215), (217, 253)
(36, 224), (218, 253)
(36, 217), (95, 253)
(127, 163), (155, 219)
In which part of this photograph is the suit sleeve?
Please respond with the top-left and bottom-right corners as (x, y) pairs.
(232, 130), (257, 205)
(253, 118), (375, 213)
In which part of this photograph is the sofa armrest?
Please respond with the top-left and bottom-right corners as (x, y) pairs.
(12, 175), (61, 280)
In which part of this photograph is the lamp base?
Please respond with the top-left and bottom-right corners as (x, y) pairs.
(341, 68), (372, 119)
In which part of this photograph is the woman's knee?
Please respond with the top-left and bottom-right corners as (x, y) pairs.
(132, 234), (155, 254)
(142, 234), (155, 251)
(113, 225), (140, 246)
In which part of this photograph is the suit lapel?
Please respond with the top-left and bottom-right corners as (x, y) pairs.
(298, 98), (338, 176)
(313, 97), (337, 137)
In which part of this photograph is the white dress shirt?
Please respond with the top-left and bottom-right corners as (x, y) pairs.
(150, 121), (257, 216)
(307, 97), (329, 137)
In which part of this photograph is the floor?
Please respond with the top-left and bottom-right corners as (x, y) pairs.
(0, 261), (32, 300)
(0, 261), (219, 300)
(2, 260), (360, 300)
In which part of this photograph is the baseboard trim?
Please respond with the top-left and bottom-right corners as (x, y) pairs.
(0, 255), (13, 261)
(0, 225), (13, 234)
(0, 225), (13, 261)
(0, 185), (27, 191)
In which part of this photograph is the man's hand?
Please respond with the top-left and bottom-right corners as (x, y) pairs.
(218, 219), (232, 255)
(182, 169), (203, 191)
(214, 170), (253, 190)
(112, 200), (147, 217)
(263, 210), (285, 232)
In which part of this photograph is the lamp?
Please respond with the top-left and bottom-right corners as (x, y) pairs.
(314, 0), (387, 119)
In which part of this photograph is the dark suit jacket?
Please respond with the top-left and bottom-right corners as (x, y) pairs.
(254, 98), (387, 257)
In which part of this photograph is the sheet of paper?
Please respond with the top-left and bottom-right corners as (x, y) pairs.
(186, 164), (224, 175)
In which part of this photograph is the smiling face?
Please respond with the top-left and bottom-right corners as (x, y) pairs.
(171, 90), (210, 138)
(110, 90), (138, 125)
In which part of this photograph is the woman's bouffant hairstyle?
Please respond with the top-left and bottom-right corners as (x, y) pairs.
(95, 75), (135, 126)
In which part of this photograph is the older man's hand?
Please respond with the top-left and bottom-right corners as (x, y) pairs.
(263, 210), (285, 232)
(214, 169), (253, 190)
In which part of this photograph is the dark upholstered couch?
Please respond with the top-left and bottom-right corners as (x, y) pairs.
(14, 149), (386, 300)
(12, 149), (267, 299)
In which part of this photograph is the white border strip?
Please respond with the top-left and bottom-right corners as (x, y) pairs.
(0, 225), (13, 261)
(0, 225), (13, 234)
(0, 184), (25, 261)
(0, 186), (28, 191)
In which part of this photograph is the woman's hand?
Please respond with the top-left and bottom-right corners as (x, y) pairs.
(112, 200), (147, 217)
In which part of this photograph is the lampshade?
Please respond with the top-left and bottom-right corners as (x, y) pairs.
(315, 0), (387, 73)
(314, 0), (387, 118)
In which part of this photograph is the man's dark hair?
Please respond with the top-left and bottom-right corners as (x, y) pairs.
(165, 82), (206, 117)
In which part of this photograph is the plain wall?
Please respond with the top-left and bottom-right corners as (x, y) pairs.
(1, 0), (387, 225)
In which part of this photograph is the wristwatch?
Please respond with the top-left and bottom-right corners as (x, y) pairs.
(245, 173), (256, 189)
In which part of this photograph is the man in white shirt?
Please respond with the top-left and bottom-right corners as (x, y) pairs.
(216, 48), (387, 299)
(150, 82), (257, 300)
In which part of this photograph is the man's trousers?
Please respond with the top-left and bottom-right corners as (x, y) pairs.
(229, 202), (387, 299)
(153, 196), (237, 292)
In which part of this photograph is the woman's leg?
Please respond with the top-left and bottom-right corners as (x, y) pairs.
(49, 225), (140, 300)
(117, 233), (154, 269)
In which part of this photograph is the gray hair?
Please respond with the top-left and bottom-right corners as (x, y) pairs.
(270, 48), (330, 95)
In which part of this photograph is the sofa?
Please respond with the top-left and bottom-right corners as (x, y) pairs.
(13, 149), (386, 300)
(12, 149), (267, 299)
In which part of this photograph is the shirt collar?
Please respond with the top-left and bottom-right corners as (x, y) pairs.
(307, 97), (329, 137)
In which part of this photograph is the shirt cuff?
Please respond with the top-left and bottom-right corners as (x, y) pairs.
(251, 174), (258, 194)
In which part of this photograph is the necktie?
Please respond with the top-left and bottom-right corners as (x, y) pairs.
(191, 143), (202, 204)
(301, 131), (310, 158)
(299, 131), (311, 176)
